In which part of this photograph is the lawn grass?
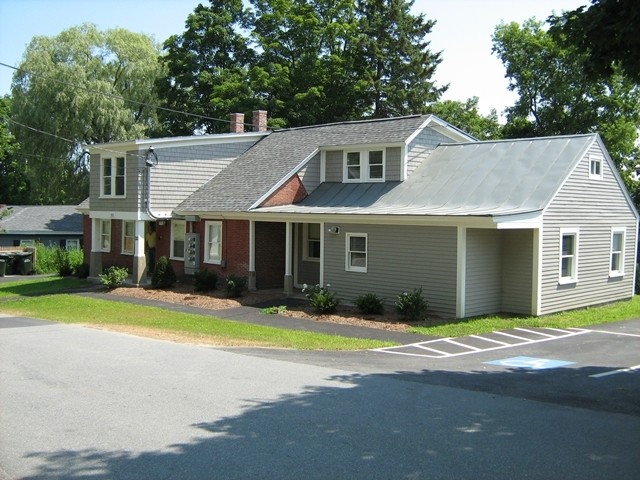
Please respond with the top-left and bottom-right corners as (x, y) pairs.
(409, 296), (640, 337)
(0, 293), (396, 350)
(0, 276), (91, 297)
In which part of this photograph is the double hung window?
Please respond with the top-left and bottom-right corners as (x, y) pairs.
(344, 149), (385, 182)
(559, 229), (578, 283)
(122, 220), (135, 254)
(205, 221), (222, 264)
(101, 157), (126, 197)
(346, 233), (367, 273)
(171, 220), (185, 259)
(303, 224), (321, 262)
(100, 220), (111, 252)
(610, 228), (625, 276)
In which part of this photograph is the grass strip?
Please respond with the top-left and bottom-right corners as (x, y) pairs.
(0, 294), (396, 350)
(0, 277), (91, 297)
(409, 296), (640, 337)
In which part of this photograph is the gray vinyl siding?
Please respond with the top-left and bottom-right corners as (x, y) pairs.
(324, 147), (402, 183)
(89, 151), (140, 213)
(406, 127), (454, 176)
(323, 224), (458, 316)
(465, 229), (502, 317)
(295, 224), (320, 285)
(90, 141), (255, 216)
(325, 151), (343, 182)
(298, 153), (321, 194)
(540, 144), (638, 315)
(501, 229), (534, 315)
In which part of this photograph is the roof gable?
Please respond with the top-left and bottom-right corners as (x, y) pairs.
(175, 115), (467, 214)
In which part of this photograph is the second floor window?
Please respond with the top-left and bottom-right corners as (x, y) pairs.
(101, 157), (126, 197)
(344, 149), (385, 182)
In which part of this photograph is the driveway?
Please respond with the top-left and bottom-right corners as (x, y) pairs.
(1, 314), (639, 479)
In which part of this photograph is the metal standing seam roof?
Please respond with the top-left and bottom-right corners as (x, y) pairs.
(175, 115), (441, 214)
(0, 205), (84, 233)
(255, 134), (598, 217)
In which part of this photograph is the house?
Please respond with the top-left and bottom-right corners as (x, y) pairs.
(84, 113), (638, 318)
(0, 205), (83, 249)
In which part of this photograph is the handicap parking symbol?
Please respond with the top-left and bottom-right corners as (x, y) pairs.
(484, 356), (576, 370)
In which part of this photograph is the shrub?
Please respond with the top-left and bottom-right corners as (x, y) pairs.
(355, 293), (385, 315)
(99, 266), (129, 289)
(34, 243), (83, 275)
(152, 256), (177, 289)
(302, 283), (339, 314)
(395, 287), (428, 321)
(225, 275), (248, 298)
(74, 263), (90, 279)
(194, 269), (218, 292)
(261, 305), (288, 315)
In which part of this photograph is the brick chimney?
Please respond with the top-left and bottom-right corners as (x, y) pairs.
(252, 110), (268, 132)
(230, 113), (245, 133)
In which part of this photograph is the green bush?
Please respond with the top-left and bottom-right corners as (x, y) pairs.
(34, 244), (84, 275)
(99, 266), (129, 289)
(355, 293), (385, 315)
(395, 287), (428, 321)
(302, 283), (339, 314)
(194, 269), (218, 292)
(261, 305), (288, 315)
(152, 256), (177, 289)
(225, 275), (248, 298)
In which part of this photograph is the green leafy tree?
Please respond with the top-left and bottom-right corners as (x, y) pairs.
(10, 23), (164, 204)
(158, 0), (255, 135)
(158, 0), (445, 131)
(428, 97), (502, 140)
(354, 0), (446, 117)
(0, 96), (28, 204)
(492, 19), (640, 172)
(548, 0), (640, 81)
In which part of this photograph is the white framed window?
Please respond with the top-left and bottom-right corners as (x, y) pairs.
(559, 228), (579, 283)
(610, 227), (625, 276)
(346, 233), (367, 273)
(19, 240), (35, 247)
(303, 223), (321, 262)
(204, 221), (222, 264)
(170, 220), (185, 259)
(101, 156), (126, 197)
(100, 219), (111, 252)
(65, 239), (80, 250)
(589, 155), (603, 179)
(122, 220), (135, 255)
(343, 149), (385, 182)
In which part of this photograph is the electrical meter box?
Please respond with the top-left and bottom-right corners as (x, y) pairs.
(184, 233), (200, 275)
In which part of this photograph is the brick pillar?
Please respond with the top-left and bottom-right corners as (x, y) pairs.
(230, 113), (245, 133)
(252, 110), (268, 132)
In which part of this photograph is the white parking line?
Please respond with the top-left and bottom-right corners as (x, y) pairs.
(590, 364), (640, 378)
(372, 328), (590, 358)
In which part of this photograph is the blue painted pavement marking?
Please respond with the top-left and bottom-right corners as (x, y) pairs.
(485, 356), (576, 370)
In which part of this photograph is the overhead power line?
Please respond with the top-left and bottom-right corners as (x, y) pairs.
(0, 61), (257, 127)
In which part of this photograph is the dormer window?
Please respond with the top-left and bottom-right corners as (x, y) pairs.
(344, 149), (385, 182)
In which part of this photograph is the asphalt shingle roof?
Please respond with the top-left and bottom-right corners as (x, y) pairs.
(175, 115), (433, 213)
(0, 205), (83, 233)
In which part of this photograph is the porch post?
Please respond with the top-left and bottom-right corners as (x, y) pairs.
(131, 220), (146, 285)
(284, 221), (293, 295)
(456, 226), (467, 318)
(89, 218), (102, 278)
(248, 220), (256, 291)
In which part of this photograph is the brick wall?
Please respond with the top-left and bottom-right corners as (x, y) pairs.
(260, 174), (308, 207)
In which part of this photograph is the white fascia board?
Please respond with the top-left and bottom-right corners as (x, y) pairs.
(248, 148), (320, 210)
(494, 211), (543, 229)
(87, 131), (270, 153)
(89, 211), (161, 221)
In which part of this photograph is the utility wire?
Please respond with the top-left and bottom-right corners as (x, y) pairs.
(3, 117), (148, 159)
(0, 61), (258, 128)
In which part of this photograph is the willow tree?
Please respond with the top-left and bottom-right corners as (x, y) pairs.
(10, 23), (164, 204)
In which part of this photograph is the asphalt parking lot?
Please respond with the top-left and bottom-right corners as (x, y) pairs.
(232, 318), (640, 416)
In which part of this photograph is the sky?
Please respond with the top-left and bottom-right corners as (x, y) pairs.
(0, 0), (587, 117)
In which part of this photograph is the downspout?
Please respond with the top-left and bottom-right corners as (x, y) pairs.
(144, 147), (162, 219)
